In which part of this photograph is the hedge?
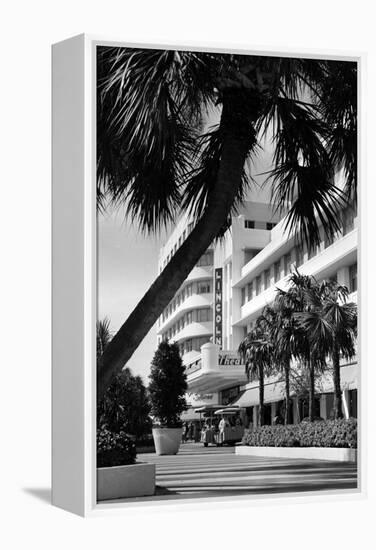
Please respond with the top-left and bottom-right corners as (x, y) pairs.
(97, 428), (137, 467)
(242, 419), (357, 449)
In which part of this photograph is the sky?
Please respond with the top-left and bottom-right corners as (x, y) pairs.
(97, 207), (169, 383)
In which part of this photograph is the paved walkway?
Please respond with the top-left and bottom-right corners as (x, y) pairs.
(134, 442), (357, 501)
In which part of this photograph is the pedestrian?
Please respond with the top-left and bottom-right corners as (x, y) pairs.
(193, 422), (200, 442)
(218, 415), (228, 444)
(187, 421), (193, 441)
(182, 422), (188, 443)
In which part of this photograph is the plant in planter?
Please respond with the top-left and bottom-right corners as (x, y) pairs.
(97, 428), (136, 467)
(148, 341), (187, 455)
(96, 427), (155, 501)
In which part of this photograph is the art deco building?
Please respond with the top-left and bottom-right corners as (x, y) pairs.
(157, 193), (358, 424)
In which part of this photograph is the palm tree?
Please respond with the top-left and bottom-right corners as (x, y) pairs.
(275, 271), (321, 422)
(97, 48), (357, 399)
(96, 317), (112, 359)
(265, 301), (299, 425)
(239, 317), (274, 426)
(297, 281), (357, 419)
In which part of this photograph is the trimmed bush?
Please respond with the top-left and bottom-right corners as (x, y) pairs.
(242, 418), (357, 449)
(148, 341), (187, 428)
(97, 428), (137, 467)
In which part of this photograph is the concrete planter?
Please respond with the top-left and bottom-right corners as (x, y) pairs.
(97, 462), (155, 501)
(152, 427), (182, 455)
(236, 445), (356, 462)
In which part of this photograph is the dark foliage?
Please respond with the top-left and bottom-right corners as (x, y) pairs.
(98, 367), (152, 438)
(148, 341), (187, 427)
(97, 48), (357, 249)
(242, 418), (357, 448)
(97, 428), (137, 467)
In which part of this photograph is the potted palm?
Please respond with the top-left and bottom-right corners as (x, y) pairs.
(148, 341), (187, 455)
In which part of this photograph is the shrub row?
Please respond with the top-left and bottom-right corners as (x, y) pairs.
(242, 419), (357, 449)
(97, 428), (137, 467)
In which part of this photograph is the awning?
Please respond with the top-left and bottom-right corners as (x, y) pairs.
(229, 364), (358, 408)
(181, 408), (202, 421)
(320, 363), (357, 393)
(230, 381), (286, 407)
(214, 407), (241, 415)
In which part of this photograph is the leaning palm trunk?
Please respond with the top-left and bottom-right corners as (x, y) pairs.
(258, 364), (265, 427)
(332, 344), (343, 419)
(284, 359), (291, 425)
(97, 96), (254, 400)
(308, 360), (315, 422)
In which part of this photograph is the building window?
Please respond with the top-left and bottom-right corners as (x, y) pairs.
(264, 268), (271, 289)
(274, 260), (281, 281)
(295, 246), (303, 267)
(256, 276), (262, 295)
(197, 250), (213, 267)
(221, 386), (240, 406)
(247, 282), (253, 302)
(241, 287), (246, 305)
(284, 253), (291, 275)
(197, 281), (211, 294)
(266, 222), (276, 230)
(185, 339), (193, 353)
(349, 263), (357, 292)
(197, 308), (212, 322)
(244, 219), (255, 229)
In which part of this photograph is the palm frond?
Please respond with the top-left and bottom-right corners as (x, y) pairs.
(97, 47), (218, 233)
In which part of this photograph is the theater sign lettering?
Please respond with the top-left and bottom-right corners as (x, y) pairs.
(218, 351), (244, 368)
(214, 268), (223, 348)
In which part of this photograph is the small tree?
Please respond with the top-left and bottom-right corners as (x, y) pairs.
(148, 341), (187, 428)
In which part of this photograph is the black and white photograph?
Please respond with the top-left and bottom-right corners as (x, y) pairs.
(96, 46), (358, 503)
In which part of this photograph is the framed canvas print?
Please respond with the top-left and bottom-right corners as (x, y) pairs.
(52, 34), (364, 517)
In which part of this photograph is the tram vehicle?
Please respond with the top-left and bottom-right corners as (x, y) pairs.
(195, 405), (245, 446)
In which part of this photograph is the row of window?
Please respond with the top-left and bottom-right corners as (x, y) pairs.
(241, 250), (294, 305)
(178, 336), (211, 356)
(241, 261), (357, 310)
(160, 220), (214, 270)
(161, 279), (212, 322)
(161, 223), (195, 268)
(161, 307), (213, 340)
(241, 207), (357, 306)
(244, 220), (277, 230)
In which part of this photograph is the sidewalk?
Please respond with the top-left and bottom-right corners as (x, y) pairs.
(134, 442), (357, 501)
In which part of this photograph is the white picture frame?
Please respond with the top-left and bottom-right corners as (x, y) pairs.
(52, 34), (366, 517)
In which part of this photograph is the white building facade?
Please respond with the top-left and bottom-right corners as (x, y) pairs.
(157, 198), (358, 425)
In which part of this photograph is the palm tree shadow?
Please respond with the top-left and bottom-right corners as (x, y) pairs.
(23, 487), (51, 504)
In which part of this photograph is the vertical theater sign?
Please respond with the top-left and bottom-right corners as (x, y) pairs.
(214, 268), (223, 348)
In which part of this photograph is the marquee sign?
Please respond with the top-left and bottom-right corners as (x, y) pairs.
(214, 268), (223, 348)
(185, 392), (219, 408)
(218, 351), (244, 367)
